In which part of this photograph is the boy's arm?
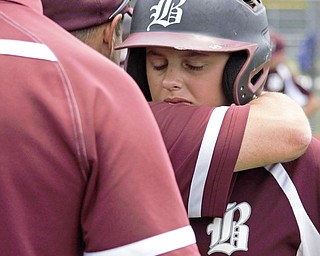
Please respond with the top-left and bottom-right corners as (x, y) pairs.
(235, 92), (312, 171)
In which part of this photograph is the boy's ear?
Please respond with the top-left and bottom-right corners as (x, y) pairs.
(103, 14), (123, 55)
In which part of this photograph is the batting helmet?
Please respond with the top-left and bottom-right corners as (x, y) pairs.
(117, 0), (271, 105)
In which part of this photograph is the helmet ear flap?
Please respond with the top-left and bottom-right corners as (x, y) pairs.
(222, 51), (247, 104)
(127, 48), (152, 101)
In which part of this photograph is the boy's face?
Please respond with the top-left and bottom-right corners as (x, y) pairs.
(146, 47), (230, 107)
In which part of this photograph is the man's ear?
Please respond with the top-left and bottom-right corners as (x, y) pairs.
(103, 14), (123, 56)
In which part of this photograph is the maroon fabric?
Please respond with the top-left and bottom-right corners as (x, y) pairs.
(150, 103), (249, 218)
(190, 139), (320, 256)
(203, 104), (249, 217)
(42, 0), (132, 31)
(150, 101), (320, 255)
(0, 1), (200, 255)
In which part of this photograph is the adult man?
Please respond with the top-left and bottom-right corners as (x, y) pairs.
(0, 0), (200, 255)
(117, 0), (320, 255)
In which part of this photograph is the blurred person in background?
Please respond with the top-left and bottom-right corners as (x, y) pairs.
(265, 31), (320, 118)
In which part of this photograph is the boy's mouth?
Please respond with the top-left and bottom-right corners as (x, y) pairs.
(164, 98), (192, 105)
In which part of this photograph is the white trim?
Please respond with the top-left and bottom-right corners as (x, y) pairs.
(188, 106), (229, 217)
(83, 226), (196, 256)
(266, 164), (320, 256)
(0, 39), (57, 61)
(276, 63), (308, 106)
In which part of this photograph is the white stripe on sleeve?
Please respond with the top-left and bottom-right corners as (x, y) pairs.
(83, 225), (196, 256)
(188, 106), (229, 217)
(0, 39), (57, 61)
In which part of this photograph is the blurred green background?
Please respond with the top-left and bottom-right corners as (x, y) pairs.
(264, 0), (320, 136)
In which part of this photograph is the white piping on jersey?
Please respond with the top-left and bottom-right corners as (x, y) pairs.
(83, 225), (196, 256)
(0, 39), (57, 61)
(0, 38), (89, 178)
(188, 106), (229, 218)
(276, 63), (308, 106)
(266, 163), (320, 256)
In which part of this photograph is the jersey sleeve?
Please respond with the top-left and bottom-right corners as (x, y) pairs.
(201, 104), (249, 217)
(150, 102), (250, 218)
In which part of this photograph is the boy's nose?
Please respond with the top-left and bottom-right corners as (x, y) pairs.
(162, 68), (182, 91)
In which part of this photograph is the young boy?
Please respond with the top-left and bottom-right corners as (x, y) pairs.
(117, 0), (320, 255)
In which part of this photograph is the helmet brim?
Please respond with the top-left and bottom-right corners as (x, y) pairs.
(116, 31), (257, 52)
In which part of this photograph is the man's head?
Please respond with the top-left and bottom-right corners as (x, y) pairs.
(117, 0), (271, 105)
(42, 0), (132, 64)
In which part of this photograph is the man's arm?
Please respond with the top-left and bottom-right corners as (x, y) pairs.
(235, 92), (312, 171)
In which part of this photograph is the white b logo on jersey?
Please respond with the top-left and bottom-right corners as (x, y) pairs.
(147, 0), (187, 31)
(206, 202), (251, 255)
